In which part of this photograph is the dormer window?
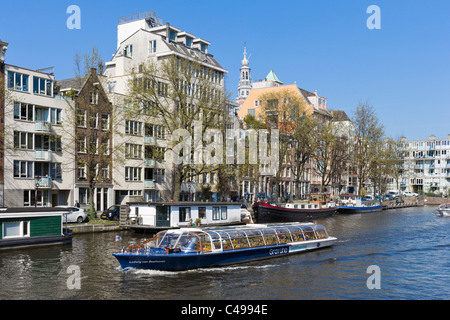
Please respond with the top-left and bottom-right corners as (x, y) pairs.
(186, 37), (192, 48)
(200, 43), (207, 53)
(169, 30), (177, 41)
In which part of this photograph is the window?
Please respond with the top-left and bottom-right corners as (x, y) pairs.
(3, 221), (29, 238)
(50, 163), (62, 179)
(179, 207), (191, 222)
(14, 103), (34, 121)
(8, 72), (29, 91)
(247, 108), (255, 116)
(90, 91), (98, 104)
(33, 76), (53, 96)
(24, 190), (49, 207)
(125, 143), (143, 159)
(149, 40), (157, 53)
(125, 120), (142, 136)
(212, 207), (220, 220)
(200, 43), (207, 53)
(77, 136), (86, 153)
(89, 112), (98, 129)
(124, 45), (133, 57)
(79, 188), (88, 204)
(125, 167), (142, 181)
(101, 113), (110, 131)
(77, 161), (86, 180)
(221, 207), (227, 220)
(14, 160), (34, 178)
(169, 30), (177, 41)
(50, 108), (62, 125)
(198, 207), (206, 219)
(14, 131), (34, 150)
(77, 109), (86, 127)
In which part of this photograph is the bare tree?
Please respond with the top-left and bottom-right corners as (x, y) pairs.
(126, 55), (229, 201)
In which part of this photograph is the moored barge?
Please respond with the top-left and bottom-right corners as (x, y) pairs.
(113, 223), (337, 271)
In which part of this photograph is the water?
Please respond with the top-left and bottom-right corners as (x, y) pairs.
(0, 206), (449, 300)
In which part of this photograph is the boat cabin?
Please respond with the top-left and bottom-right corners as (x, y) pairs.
(125, 202), (243, 231)
(0, 207), (72, 250)
(125, 223), (330, 254)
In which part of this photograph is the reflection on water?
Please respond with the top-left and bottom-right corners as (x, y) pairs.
(0, 206), (449, 300)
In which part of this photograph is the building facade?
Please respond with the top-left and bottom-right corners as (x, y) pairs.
(399, 134), (450, 195)
(2, 48), (75, 208)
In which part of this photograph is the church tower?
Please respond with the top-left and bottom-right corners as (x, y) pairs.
(236, 46), (252, 106)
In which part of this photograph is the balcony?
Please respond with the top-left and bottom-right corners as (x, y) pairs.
(144, 136), (157, 145)
(35, 177), (52, 189)
(35, 121), (52, 132)
(144, 180), (156, 189)
(145, 159), (156, 167)
(35, 150), (52, 161)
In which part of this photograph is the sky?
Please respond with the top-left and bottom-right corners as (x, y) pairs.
(1, 0), (449, 141)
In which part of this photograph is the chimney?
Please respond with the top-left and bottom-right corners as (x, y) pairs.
(0, 40), (8, 65)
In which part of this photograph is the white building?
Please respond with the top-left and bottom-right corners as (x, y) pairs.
(103, 11), (228, 203)
(1, 47), (75, 207)
(400, 135), (450, 195)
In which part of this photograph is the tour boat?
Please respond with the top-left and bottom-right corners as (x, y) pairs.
(253, 199), (336, 223)
(112, 223), (337, 271)
(337, 195), (383, 214)
(437, 203), (450, 216)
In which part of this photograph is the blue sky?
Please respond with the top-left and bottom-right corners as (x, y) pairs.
(1, 0), (449, 141)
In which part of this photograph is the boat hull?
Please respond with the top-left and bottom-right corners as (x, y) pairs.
(337, 205), (383, 214)
(253, 202), (336, 223)
(0, 234), (73, 251)
(437, 209), (450, 216)
(113, 238), (337, 271)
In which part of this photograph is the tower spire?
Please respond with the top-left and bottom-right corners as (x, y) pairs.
(236, 44), (252, 106)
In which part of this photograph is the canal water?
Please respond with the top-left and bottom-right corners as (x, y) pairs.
(0, 206), (448, 300)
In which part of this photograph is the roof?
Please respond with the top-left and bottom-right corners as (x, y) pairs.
(265, 70), (282, 84)
(331, 110), (351, 121)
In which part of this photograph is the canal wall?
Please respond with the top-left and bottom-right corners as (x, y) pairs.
(69, 223), (123, 234)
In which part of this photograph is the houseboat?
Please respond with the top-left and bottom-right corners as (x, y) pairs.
(253, 194), (337, 223)
(337, 195), (383, 214)
(113, 223), (337, 271)
(437, 203), (450, 216)
(0, 207), (73, 250)
(122, 202), (245, 233)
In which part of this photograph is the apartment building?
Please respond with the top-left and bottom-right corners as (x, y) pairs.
(103, 11), (229, 203)
(1, 43), (75, 208)
(399, 135), (450, 195)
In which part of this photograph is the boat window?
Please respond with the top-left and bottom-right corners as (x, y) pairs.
(301, 226), (317, 240)
(287, 226), (304, 242)
(262, 229), (279, 245)
(158, 233), (182, 249)
(275, 228), (292, 243)
(207, 231), (222, 250)
(314, 225), (328, 239)
(245, 229), (265, 247)
(218, 232), (233, 250)
(229, 230), (250, 249)
(197, 232), (213, 252)
(178, 233), (201, 252)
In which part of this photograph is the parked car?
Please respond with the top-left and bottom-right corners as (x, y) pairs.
(100, 205), (120, 221)
(403, 191), (418, 197)
(56, 206), (88, 224)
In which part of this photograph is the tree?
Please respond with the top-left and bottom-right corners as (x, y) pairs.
(127, 55), (229, 201)
(258, 88), (309, 199)
(352, 101), (385, 195)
